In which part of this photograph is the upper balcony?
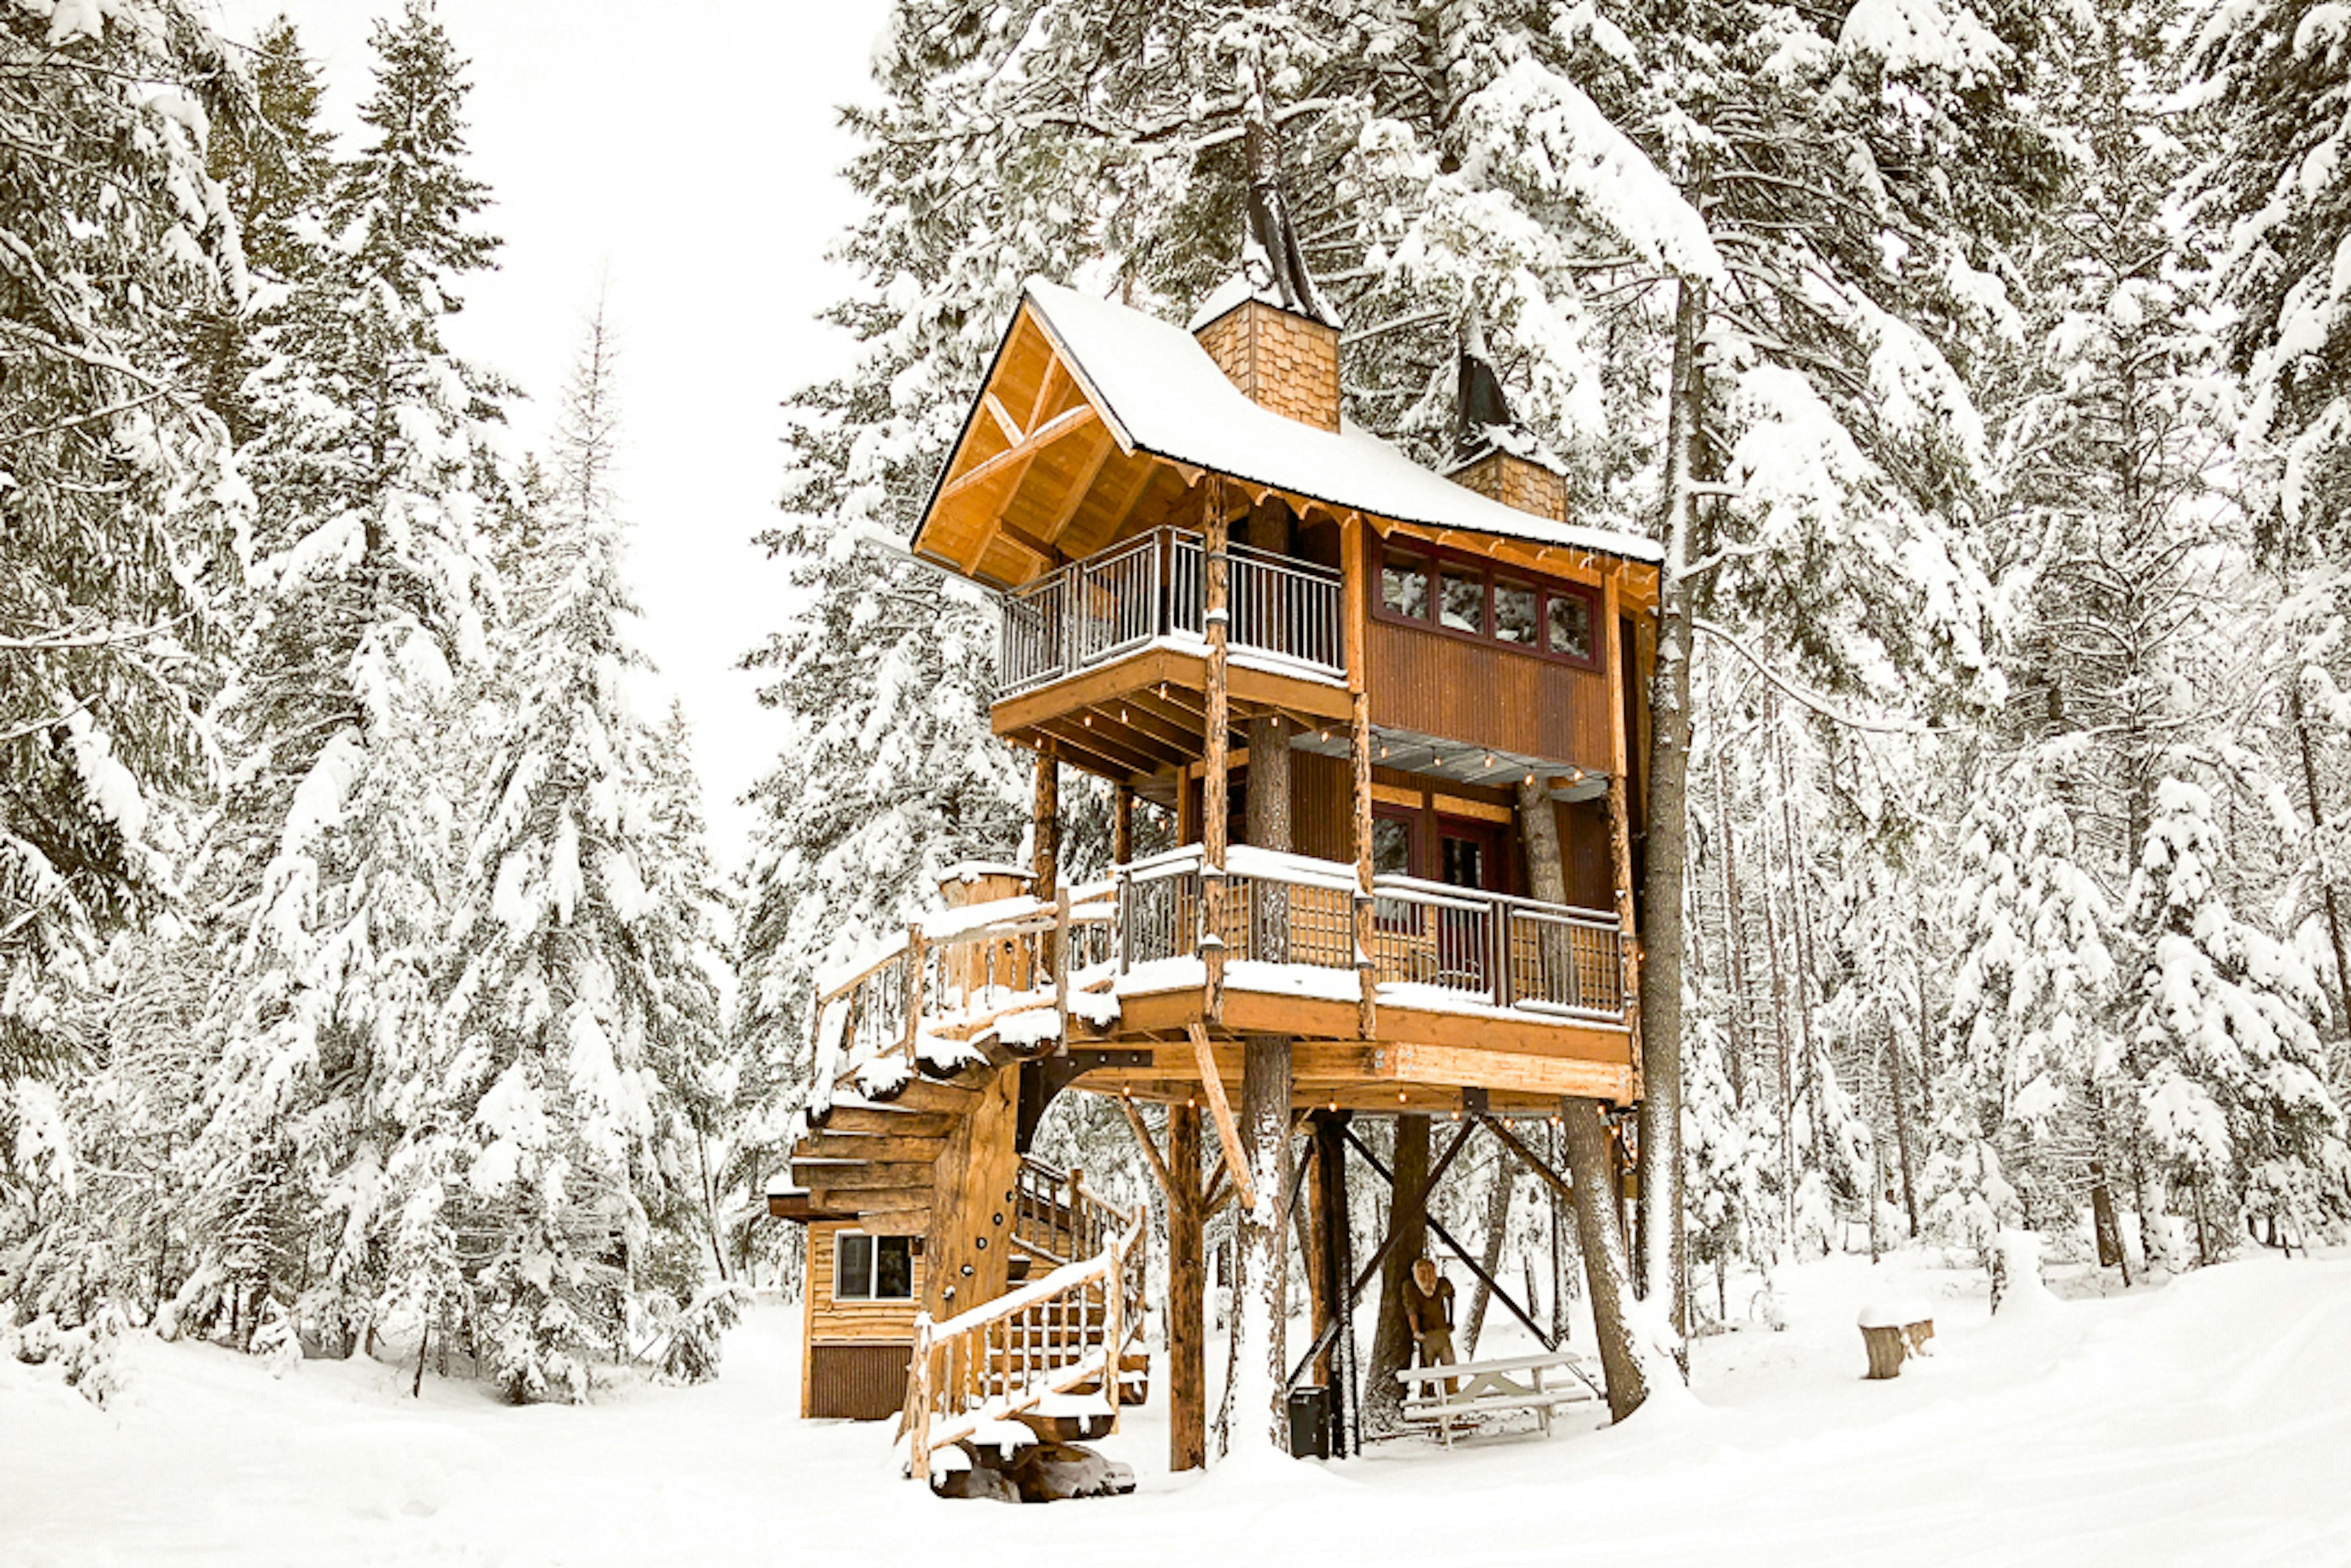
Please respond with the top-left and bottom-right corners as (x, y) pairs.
(990, 527), (1354, 779)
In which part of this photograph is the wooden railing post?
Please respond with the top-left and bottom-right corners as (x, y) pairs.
(1103, 1233), (1124, 1428)
(901, 924), (925, 1063)
(1202, 482), (1231, 1022)
(1341, 518), (1378, 1041)
(1054, 886), (1073, 1048)
(909, 1313), (935, 1483)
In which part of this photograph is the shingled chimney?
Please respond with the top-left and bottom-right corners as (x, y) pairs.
(1190, 118), (1341, 432)
(1444, 313), (1567, 523)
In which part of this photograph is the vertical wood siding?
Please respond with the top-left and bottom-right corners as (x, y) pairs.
(1367, 617), (1612, 770)
(804, 1222), (926, 1342)
(1289, 750), (1353, 862)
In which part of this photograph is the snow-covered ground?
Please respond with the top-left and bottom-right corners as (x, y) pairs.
(6, 1249), (2347, 1567)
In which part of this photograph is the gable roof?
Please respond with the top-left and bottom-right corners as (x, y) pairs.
(1013, 279), (1662, 565)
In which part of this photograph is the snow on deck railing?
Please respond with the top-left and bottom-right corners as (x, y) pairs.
(1113, 844), (1627, 1020)
(996, 527), (1343, 696)
(905, 1195), (1147, 1477)
(803, 883), (1117, 1112)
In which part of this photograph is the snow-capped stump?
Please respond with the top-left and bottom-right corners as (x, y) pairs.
(1858, 1297), (1935, 1379)
(929, 1425), (1136, 1504)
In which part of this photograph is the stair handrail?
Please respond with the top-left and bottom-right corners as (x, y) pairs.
(905, 1189), (1146, 1482)
(804, 885), (1118, 1114)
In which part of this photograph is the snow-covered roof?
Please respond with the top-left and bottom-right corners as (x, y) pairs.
(1021, 279), (1662, 565)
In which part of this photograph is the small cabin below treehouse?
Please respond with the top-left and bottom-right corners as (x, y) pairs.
(773, 1205), (923, 1420)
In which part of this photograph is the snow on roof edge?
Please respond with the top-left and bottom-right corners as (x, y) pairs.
(1021, 277), (1663, 566)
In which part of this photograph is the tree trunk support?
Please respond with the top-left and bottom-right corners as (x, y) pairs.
(1168, 1104), (1207, 1471)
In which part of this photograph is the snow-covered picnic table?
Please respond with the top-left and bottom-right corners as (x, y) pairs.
(1397, 1350), (1599, 1446)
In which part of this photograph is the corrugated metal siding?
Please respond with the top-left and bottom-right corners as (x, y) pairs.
(809, 1343), (913, 1421)
(1367, 618), (1611, 770)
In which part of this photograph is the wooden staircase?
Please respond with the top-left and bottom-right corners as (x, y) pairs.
(784, 894), (1147, 1492)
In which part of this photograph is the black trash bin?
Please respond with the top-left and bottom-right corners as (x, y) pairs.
(1287, 1384), (1331, 1459)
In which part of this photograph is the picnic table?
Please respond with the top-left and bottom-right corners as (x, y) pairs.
(1395, 1349), (1600, 1446)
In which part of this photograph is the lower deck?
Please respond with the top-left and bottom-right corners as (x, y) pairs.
(1067, 989), (1633, 1110)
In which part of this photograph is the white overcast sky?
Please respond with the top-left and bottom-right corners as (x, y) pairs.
(212, 0), (893, 865)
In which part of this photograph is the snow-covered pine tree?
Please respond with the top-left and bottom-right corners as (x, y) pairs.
(442, 310), (727, 1400)
(1934, 788), (2122, 1251)
(179, 0), (508, 1354)
(2117, 775), (2349, 1259)
(2189, 0), (2351, 565)
(0, 0), (248, 1202)
(188, 17), (335, 448)
(2186, 0), (2351, 1068)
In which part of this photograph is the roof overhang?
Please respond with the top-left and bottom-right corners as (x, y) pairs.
(908, 281), (1665, 598)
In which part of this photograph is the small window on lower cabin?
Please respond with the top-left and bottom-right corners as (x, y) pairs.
(834, 1232), (914, 1301)
(1381, 552), (1431, 620)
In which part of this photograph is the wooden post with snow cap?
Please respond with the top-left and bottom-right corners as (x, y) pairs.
(901, 923), (925, 1065)
(1034, 742), (1060, 986)
(1054, 886), (1073, 1051)
(1342, 518), (1377, 1040)
(1202, 481), (1231, 1021)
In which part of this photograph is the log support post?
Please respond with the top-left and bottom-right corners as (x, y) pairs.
(1035, 742), (1061, 983)
(1202, 486), (1231, 1019)
(1342, 519), (1377, 1040)
(1168, 1104), (1207, 1471)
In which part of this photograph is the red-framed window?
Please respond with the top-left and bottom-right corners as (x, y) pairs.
(1373, 536), (1600, 668)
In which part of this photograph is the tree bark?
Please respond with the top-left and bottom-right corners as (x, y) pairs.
(1226, 1037), (1293, 1454)
(2291, 681), (2351, 1049)
(1715, 746), (1748, 1103)
(1460, 1152), (1518, 1357)
(1226, 609), (1295, 1457)
(1363, 1114), (1429, 1431)
(1562, 1098), (1651, 1422)
(1520, 774), (1654, 1418)
(1168, 1104), (1207, 1471)
(1889, 1015), (1921, 1239)
(1637, 275), (1706, 1354)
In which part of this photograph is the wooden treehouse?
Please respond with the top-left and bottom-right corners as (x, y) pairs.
(770, 257), (1660, 1495)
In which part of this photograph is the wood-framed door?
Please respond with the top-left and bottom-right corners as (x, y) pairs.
(1434, 814), (1507, 894)
(1433, 814), (1506, 991)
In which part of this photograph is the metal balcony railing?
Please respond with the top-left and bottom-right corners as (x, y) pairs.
(997, 528), (1344, 697)
(1112, 847), (1626, 1022)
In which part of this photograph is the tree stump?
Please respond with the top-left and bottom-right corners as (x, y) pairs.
(1859, 1301), (1933, 1379)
